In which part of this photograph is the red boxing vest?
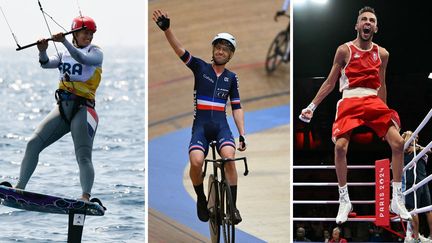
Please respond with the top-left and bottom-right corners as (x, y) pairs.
(339, 42), (381, 92)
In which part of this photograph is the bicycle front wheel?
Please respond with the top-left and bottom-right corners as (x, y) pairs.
(265, 30), (288, 74)
(208, 174), (220, 243)
(220, 180), (235, 243)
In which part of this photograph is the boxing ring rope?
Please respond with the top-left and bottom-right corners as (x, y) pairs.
(402, 140), (432, 173)
(403, 173), (432, 196)
(293, 108), (432, 243)
(411, 205), (432, 215)
(401, 127), (432, 239)
(293, 165), (380, 218)
(294, 200), (375, 204)
(293, 216), (407, 222)
(293, 217), (376, 222)
(293, 217), (407, 222)
(398, 108), (432, 226)
(403, 108), (432, 151)
(293, 151), (432, 218)
(293, 182), (375, 186)
(293, 160), (407, 238)
(293, 165), (375, 169)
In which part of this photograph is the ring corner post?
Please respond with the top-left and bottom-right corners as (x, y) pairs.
(67, 209), (87, 243)
(375, 159), (390, 227)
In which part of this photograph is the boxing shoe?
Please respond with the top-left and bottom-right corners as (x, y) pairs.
(419, 234), (432, 243)
(390, 195), (412, 221)
(404, 234), (420, 243)
(391, 182), (412, 221)
(336, 196), (353, 224)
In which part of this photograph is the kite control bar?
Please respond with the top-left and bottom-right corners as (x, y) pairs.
(16, 26), (86, 51)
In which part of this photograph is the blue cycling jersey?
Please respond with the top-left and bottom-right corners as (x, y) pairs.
(181, 50), (241, 155)
(180, 50), (241, 122)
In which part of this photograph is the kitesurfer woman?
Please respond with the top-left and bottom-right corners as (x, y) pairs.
(15, 16), (102, 202)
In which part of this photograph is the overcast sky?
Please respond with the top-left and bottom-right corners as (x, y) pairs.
(0, 0), (146, 48)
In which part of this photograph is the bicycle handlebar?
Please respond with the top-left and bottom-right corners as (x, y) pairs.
(201, 157), (249, 178)
(274, 11), (290, 22)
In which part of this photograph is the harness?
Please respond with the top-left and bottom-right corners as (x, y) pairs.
(55, 89), (95, 124)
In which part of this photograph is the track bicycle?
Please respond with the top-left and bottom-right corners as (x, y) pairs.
(265, 13), (290, 74)
(202, 141), (249, 243)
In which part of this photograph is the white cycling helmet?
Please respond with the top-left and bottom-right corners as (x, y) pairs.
(212, 33), (236, 52)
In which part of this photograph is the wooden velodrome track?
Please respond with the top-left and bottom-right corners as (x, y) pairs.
(149, 0), (290, 242)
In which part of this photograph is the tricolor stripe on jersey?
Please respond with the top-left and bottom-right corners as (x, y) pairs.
(196, 95), (226, 111)
(230, 98), (241, 110)
(231, 98), (240, 104)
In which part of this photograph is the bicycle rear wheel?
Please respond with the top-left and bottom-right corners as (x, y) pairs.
(208, 175), (220, 243)
(265, 30), (288, 74)
(220, 180), (235, 243)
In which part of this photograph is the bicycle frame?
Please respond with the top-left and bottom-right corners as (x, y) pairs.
(282, 23), (290, 61)
(265, 13), (290, 74)
(276, 13), (290, 62)
(202, 142), (249, 243)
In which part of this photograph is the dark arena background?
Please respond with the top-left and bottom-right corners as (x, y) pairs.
(293, 0), (432, 242)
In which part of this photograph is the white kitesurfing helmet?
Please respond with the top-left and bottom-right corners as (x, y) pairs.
(212, 33), (236, 52)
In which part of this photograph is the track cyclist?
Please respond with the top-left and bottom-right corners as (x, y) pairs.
(153, 9), (247, 224)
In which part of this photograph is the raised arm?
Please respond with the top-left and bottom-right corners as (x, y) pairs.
(40, 32), (103, 67)
(378, 47), (389, 103)
(62, 39), (103, 66)
(299, 44), (348, 122)
(37, 38), (61, 68)
(153, 9), (185, 57)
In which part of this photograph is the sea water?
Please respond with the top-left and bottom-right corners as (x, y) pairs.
(0, 46), (145, 242)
